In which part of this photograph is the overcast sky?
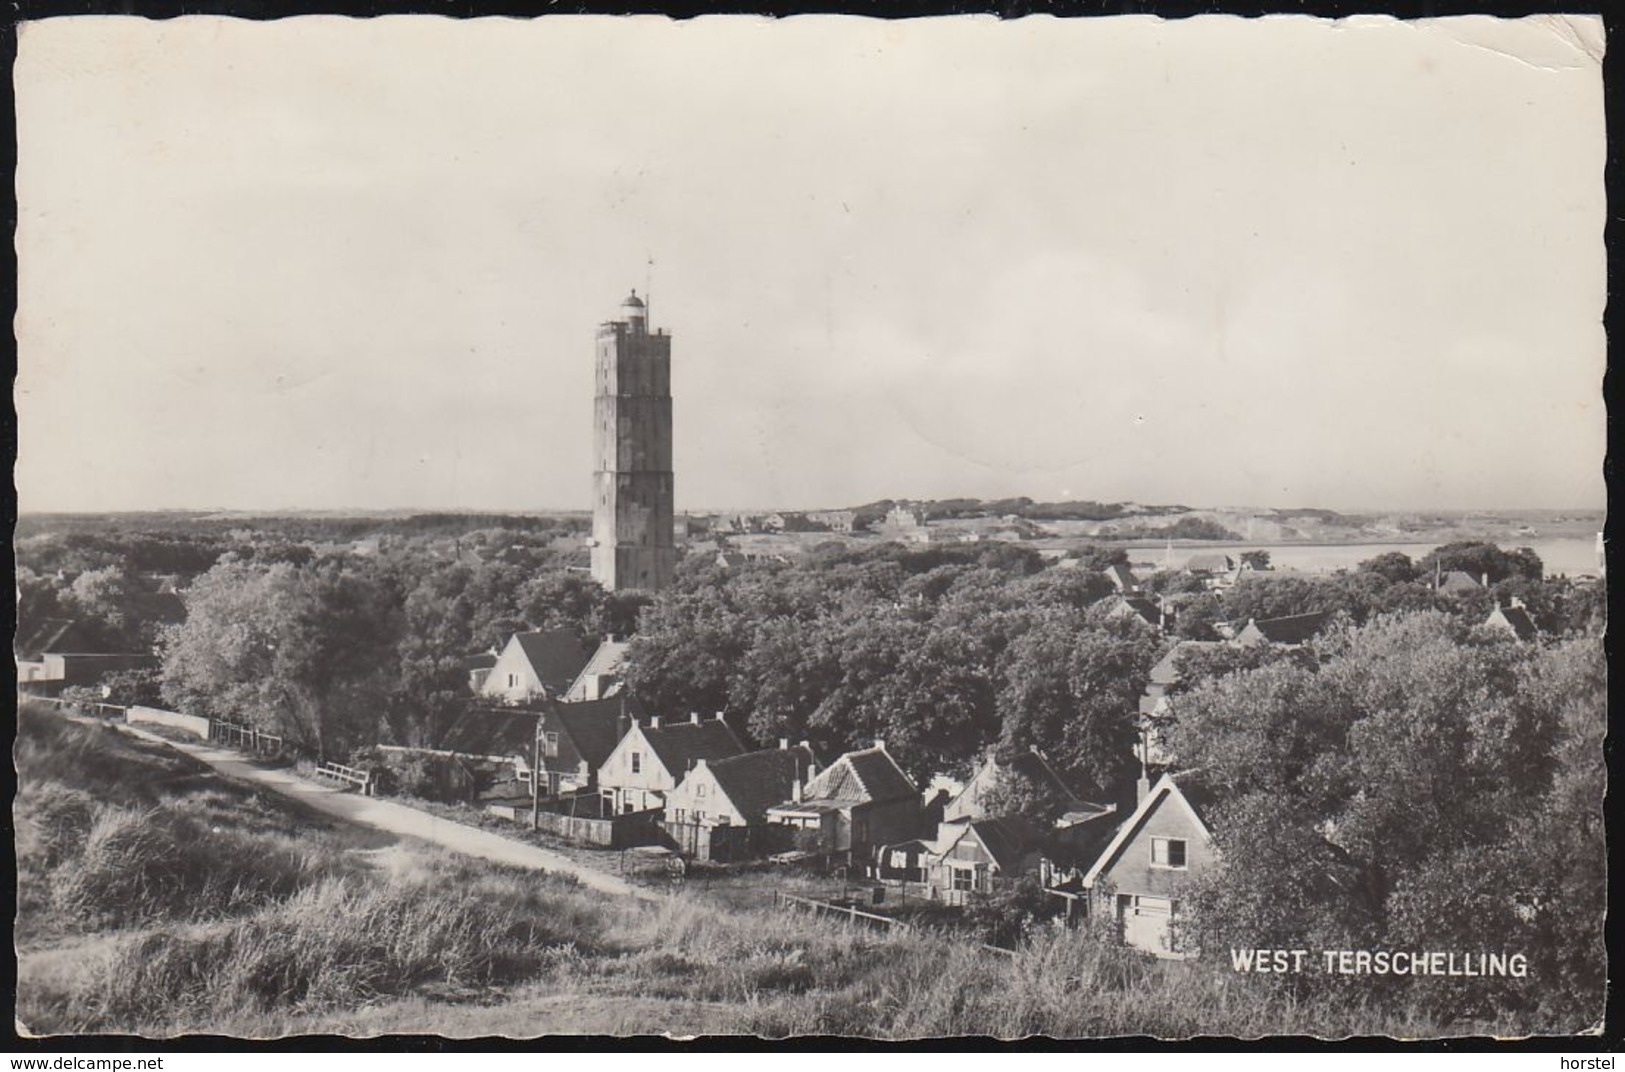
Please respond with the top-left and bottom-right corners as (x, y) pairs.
(15, 14), (1606, 514)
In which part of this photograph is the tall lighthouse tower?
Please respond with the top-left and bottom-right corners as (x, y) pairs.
(590, 290), (675, 592)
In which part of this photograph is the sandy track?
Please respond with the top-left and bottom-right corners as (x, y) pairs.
(118, 722), (658, 902)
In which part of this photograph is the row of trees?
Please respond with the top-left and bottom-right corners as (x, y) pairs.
(626, 542), (1159, 792)
(157, 550), (643, 759)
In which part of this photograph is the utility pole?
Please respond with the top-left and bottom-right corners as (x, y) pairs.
(531, 717), (542, 832)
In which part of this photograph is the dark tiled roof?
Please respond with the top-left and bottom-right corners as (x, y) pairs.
(1112, 596), (1161, 626)
(513, 630), (592, 693)
(1437, 570), (1483, 594)
(1488, 605), (1538, 640)
(1104, 565), (1138, 589)
(641, 718), (747, 777)
(1147, 641), (1221, 687)
(553, 697), (636, 770)
(14, 618), (100, 659)
(804, 746), (918, 806)
(1243, 610), (1331, 646)
(1043, 807), (1123, 871)
(441, 708), (540, 756)
(706, 746), (819, 824)
(963, 815), (1047, 873)
(568, 639), (631, 697)
(1186, 553), (1234, 573)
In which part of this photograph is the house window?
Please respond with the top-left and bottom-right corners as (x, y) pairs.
(541, 731), (559, 758)
(631, 752), (642, 774)
(674, 808), (686, 823)
(1151, 837), (1188, 869)
(695, 783), (707, 798)
(507, 673), (519, 688)
(950, 866), (983, 893)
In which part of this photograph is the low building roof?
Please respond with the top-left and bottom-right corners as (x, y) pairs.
(941, 815), (1048, 873)
(567, 638), (632, 697)
(512, 629), (593, 693)
(440, 707), (539, 757)
(1236, 610), (1331, 647)
(554, 697), (637, 769)
(1487, 604), (1539, 641)
(802, 744), (918, 806)
(1186, 553), (1235, 573)
(704, 745), (819, 823)
(1437, 570), (1484, 593)
(1147, 641), (1221, 687)
(641, 717), (747, 776)
(1109, 596), (1161, 626)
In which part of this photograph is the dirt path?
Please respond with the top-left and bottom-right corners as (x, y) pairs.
(118, 723), (658, 902)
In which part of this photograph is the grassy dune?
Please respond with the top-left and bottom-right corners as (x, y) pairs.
(16, 703), (1475, 1039)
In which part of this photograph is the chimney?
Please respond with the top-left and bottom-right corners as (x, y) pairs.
(650, 716), (661, 730)
(1481, 572), (1490, 588)
(1136, 774), (1152, 807)
(779, 737), (789, 750)
(873, 738), (886, 751)
(690, 712), (701, 725)
(791, 776), (803, 803)
(714, 711), (726, 721)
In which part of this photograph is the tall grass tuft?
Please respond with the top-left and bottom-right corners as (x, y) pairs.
(42, 803), (354, 930)
(41, 862), (606, 1034)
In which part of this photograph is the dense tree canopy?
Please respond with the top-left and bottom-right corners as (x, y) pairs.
(1164, 613), (1605, 1027)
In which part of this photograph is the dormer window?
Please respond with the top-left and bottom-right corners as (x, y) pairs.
(1151, 837), (1187, 869)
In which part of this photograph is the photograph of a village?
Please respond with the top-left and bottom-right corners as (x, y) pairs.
(12, 13), (1608, 1042)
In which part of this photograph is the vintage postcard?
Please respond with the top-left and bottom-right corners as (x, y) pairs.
(12, 13), (1607, 1042)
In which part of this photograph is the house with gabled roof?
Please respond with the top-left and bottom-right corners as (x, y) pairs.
(944, 746), (1083, 824)
(478, 629), (592, 705)
(1485, 601), (1539, 641)
(597, 713), (746, 814)
(1104, 595), (1163, 630)
(1139, 640), (1221, 720)
(765, 741), (921, 866)
(1103, 564), (1141, 594)
(923, 815), (1049, 905)
(664, 742), (819, 860)
(1185, 553), (1236, 576)
(1232, 610), (1331, 649)
(1436, 570), (1487, 596)
(565, 637), (632, 701)
(1077, 774), (1216, 959)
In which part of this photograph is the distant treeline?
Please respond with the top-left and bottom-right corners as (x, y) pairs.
(844, 498), (1195, 525)
(16, 511), (589, 544)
